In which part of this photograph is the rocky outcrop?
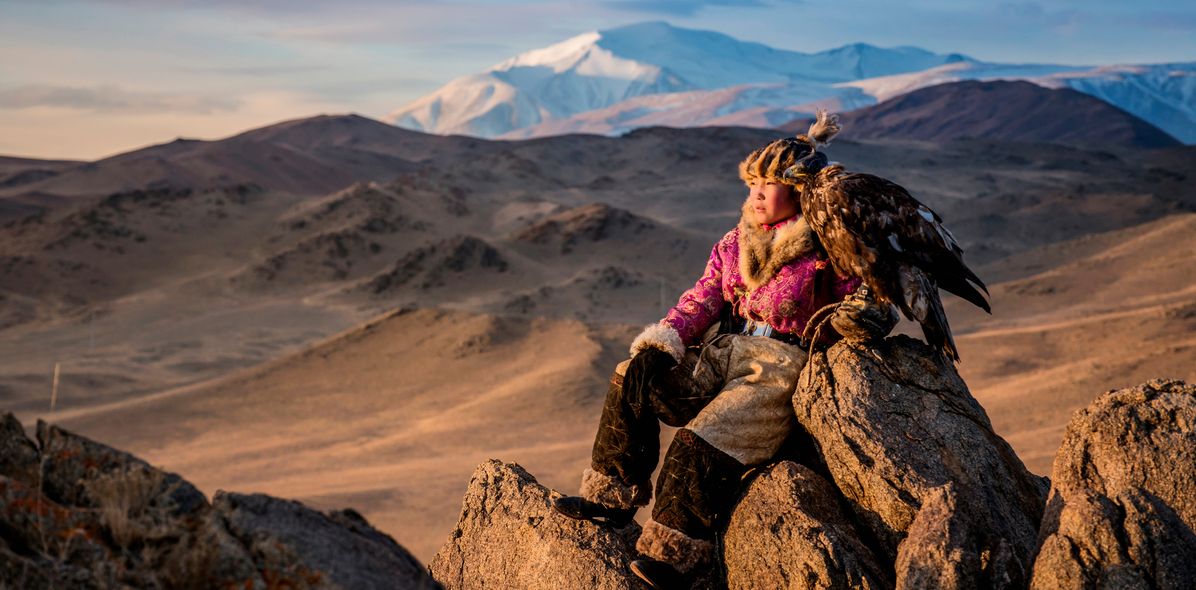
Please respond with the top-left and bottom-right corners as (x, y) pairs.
(0, 413), (439, 589)
(793, 335), (1050, 586)
(6, 359), (1193, 589)
(427, 341), (1191, 589)
(429, 460), (642, 590)
(0, 413), (40, 485)
(216, 492), (437, 589)
(892, 482), (1025, 589)
(365, 235), (509, 294)
(513, 203), (655, 254)
(723, 461), (891, 589)
(1030, 379), (1196, 589)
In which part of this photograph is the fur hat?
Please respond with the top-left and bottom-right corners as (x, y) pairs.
(737, 109), (841, 187)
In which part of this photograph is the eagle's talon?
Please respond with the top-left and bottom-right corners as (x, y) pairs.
(831, 297), (898, 344)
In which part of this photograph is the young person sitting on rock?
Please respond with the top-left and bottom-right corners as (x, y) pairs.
(552, 127), (897, 588)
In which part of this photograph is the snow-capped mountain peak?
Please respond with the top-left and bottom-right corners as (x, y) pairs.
(385, 21), (1194, 143)
(491, 31), (603, 73)
(386, 21), (967, 137)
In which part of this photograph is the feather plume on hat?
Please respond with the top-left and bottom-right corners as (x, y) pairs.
(800, 109), (841, 146)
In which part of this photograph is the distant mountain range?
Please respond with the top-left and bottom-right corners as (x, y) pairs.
(386, 21), (1195, 143)
(779, 80), (1181, 148)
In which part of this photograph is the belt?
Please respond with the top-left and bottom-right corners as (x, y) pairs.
(739, 318), (810, 348)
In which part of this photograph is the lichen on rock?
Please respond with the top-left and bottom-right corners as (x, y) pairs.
(0, 413), (438, 589)
(723, 460), (891, 589)
(1030, 378), (1196, 589)
(793, 335), (1049, 584)
(430, 459), (643, 590)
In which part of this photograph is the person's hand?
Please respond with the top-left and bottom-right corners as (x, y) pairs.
(831, 291), (898, 344)
(629, 345), (678, 377)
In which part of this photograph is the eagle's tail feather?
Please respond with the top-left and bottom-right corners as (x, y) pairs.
(927, 252), (990, 311)
(961, 263), (989, 295)
(901, 266), (960, 362)
(938, 274), (992, 314)
(921, 291), (960, 362)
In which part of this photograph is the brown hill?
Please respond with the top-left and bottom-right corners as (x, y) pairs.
(360, 234), (513, 297)
(0, 114), (443, 199)
(45, 308), (638, 562)
(0, 154), (83, 173)
(1, 116), (1192, 561)
(0, 155), (82, 190)
(952, 213), (1196, 473)
(0, 156), (87, 222)
(2, 116), (1193, 414)
(781, 79), (1182, 148)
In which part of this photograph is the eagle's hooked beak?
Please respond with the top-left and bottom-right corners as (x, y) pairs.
(782, 165), (808, 182)
(784, 150), (828, 183)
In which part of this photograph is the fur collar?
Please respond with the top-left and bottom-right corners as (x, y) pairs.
(737, 199), (820, 292)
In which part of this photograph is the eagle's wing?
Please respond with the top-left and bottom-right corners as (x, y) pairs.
(804, 181), (882, 282)
(828, 173), (990, 313)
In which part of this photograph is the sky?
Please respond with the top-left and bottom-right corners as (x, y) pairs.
(1, 0), (1194, 160)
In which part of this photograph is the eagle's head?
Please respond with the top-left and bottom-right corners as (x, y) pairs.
(782, 150), (829, 183)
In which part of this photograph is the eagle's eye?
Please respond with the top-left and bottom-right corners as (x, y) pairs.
(782, 165), (808, 180)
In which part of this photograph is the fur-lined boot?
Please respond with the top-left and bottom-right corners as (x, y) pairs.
(631, 518), (716, 588)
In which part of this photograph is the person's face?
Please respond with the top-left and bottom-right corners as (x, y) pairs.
(748, 179), (799, 225)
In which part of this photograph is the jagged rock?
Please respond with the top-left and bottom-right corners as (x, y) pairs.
(430, 459), (643, 590)
(215, 492), (440, 589)
(1030, 379), (1196, 589)
(0, 475), (115, 582)
(151, 510), (265, 590)
(0, 413), (435, 590)
(723, 461), (891, 589)
(793, 336), (1048, 585)
(894, 483), (1023, 589)
(0, 412), (40, 485)
(0, 545), (103, 590)
(35, 420), (207, 519)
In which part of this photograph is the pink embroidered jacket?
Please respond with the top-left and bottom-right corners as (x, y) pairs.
(661, 214), (860, 348)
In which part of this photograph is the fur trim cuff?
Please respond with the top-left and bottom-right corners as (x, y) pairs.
(629, 323), (685, 363)
(635, 518), (715, 574)
(580, 468), (648, 509)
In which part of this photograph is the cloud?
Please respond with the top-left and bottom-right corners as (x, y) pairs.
(602, 0), (799, 17)
(179, 64), (332, 76)
(0, 84), (240, 114)
(1126, 11), (1196, 32)
(994, 2), (1081, 27)
(259, 4), (584, 48)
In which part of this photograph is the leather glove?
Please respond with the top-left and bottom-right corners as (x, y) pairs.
(629, 345), (679, 376)
(831, 290), (899, 344)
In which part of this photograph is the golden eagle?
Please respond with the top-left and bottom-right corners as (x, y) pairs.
(783, 111), (989, 361)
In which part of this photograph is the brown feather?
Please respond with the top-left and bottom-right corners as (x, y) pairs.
(800, 163), (983, 361)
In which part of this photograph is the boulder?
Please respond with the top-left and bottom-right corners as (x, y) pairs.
(723, 460), (891, 589)
(793, 336), (1049, 583)
(0, 412), (436, 590)
(1030, 378), (1196, 589)
(429, 460), (642, 590)
(215, 492), (440, 589)
(35, 420), (207, 519)
(894, 483), (1024, 589)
